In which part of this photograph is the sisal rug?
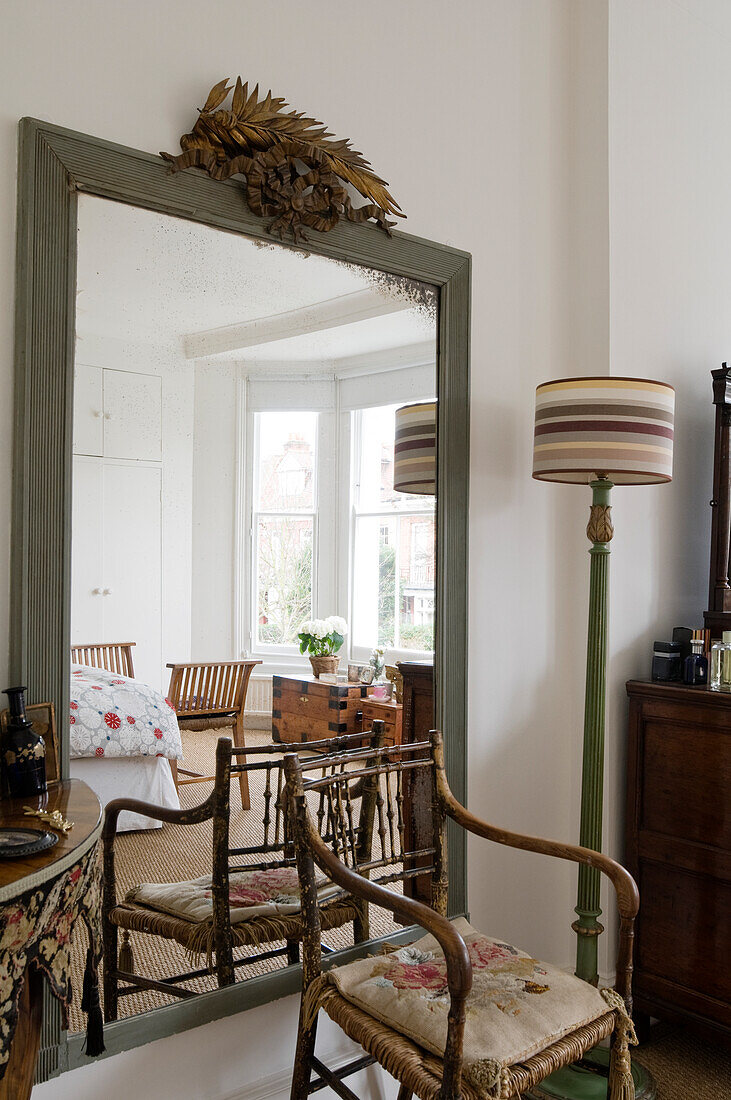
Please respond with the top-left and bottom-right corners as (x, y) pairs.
(68, 726), (398, 1030)
(636, 1027), (731, 1100)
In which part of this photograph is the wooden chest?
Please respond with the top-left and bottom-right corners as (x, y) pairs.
(272, 675), (369, 743)
(360, 699), (402, 746)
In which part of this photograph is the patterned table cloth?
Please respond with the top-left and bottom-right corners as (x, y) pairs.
(0, 820), (104, 1079)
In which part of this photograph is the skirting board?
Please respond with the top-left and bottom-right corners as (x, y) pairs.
(213, 1042), (393, 1100)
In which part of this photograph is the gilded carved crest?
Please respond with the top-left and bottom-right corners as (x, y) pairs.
(161, 78), (403, 242)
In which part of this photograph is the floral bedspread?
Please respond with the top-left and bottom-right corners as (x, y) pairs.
(69, 664), (183, 761)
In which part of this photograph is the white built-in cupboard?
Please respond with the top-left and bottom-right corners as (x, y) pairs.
(71, 363), (163, 688)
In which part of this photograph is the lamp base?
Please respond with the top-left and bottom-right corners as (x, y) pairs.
(524, 1047), (656, 1100)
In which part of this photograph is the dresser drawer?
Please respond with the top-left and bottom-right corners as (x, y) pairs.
(361, 700), (402, 746)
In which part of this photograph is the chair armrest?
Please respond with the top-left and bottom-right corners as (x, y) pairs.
(444, 796), (639, 920)
(102, 792), (215, 841)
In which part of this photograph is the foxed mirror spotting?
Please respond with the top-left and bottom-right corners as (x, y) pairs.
(12, 115), (470, 1075)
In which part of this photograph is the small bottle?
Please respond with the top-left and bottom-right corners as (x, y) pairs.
(710, 631), (731, 692)
(2, 686), (47, 798)
(684, 630), (708, 686)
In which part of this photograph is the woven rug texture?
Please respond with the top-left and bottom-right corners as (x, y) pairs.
(636, 1027), (731, 1100)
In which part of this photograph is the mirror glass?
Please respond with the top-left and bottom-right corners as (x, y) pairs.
(67, 194), (437, 1026)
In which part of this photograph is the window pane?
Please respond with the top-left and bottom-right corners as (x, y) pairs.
(356, 405), (433, 512)
(399, 517), (435, 651)
(256, 411), (317, 511)
(256, 516), (313, 646)
(352, 514), (435, 653)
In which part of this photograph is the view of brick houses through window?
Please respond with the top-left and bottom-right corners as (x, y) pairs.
(252, 403), (435, 655)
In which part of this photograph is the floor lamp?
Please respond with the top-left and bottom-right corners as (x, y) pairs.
(530, 376), (675, 1100)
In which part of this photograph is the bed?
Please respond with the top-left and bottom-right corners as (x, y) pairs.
(68, 650), (182, 832)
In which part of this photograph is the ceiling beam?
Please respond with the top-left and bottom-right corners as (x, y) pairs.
(184, 288), (414, 360)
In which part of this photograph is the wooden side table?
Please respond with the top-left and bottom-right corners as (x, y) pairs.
(0, 780), (103, 1098)
(360, 698), (402, 745)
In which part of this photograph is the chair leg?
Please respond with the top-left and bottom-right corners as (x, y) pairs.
(169, 758), (179, 791)
(290, 999), (319, 1100)
(353, 901), (370, 944)
(233, 712), (250, 810)
(102, 920), (118, 1023)
(286, 938), (300, 965)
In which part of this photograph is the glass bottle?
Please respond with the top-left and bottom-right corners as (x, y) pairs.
(2, 686), (47, 798)
(684, 630), (708, 686)
(710, 631), (731, 692)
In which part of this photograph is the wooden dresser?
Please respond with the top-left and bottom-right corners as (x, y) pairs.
(625, 680), (731, 1042)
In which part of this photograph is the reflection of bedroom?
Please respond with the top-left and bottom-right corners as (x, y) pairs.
(66, 195), (437, 1017)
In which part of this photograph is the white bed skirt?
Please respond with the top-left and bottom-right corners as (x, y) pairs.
(70, 756), (180, 831)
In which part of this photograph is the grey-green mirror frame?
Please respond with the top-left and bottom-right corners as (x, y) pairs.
(11, 117), (470, 1075)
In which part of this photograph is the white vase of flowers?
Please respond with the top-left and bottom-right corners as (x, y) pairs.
(298, 616), (348, 678)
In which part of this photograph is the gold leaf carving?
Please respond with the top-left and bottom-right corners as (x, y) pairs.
(161, 78), (404, 241)
(586, 504), (614, 544)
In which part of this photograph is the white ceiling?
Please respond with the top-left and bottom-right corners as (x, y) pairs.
(75, 195), (435, 363)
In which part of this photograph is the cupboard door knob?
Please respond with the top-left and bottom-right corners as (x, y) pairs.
(103, 587), (112, 595)
(92, 587), (101, 595)
(93, 410), (102, 419)
(104, 412), (113, 421)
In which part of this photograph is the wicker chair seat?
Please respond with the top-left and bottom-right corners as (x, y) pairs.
(108, 897), (361, 958)
(313, 919), (617, 1097)
(314, 983), (615, 1100)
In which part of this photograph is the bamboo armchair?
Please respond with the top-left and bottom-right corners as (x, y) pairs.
(166, 659), (261, 810)
(102, 724), (386, 1021)
(284, 731), (640, 1100)
(71, 641), (136, 678)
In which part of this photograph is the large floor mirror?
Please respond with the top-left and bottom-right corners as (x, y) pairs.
(12, 118), (469, 1072)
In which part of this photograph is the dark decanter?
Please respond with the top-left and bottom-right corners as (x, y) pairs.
(2, 686), (47, 798)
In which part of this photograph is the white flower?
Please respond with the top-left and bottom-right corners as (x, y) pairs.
(310, 619), (329, 639)
(327, 616), (348, 636)
(299, 619), (314, 636)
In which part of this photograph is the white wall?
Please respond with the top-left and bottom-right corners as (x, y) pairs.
(191, 361), (239, 661)
(601, 0), (731, 971)
(0, 1), (722, 1098)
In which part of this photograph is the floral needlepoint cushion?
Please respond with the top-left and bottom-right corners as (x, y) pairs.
(325, 918), (611, 1090)
(126, 866), (338, 924)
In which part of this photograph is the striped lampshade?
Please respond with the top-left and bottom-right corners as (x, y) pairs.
(393, 401), (437, 495)
(533, 377), (675, 485)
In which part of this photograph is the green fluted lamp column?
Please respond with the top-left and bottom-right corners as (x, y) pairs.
(529, 376), (675, 1100)
(574, 476), (613, 986)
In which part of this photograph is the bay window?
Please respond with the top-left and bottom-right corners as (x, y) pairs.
(241, 367), (435, 669)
